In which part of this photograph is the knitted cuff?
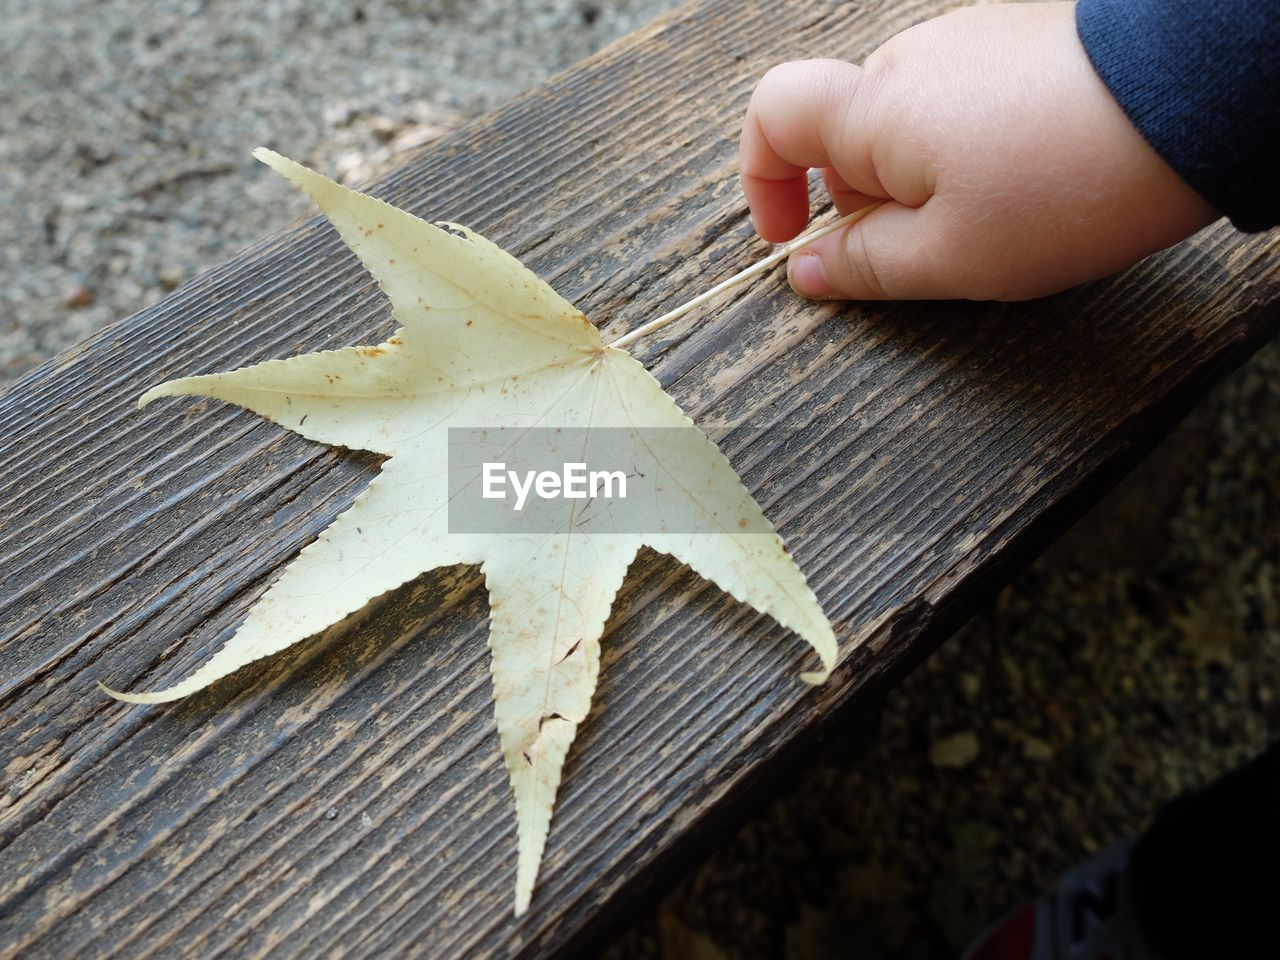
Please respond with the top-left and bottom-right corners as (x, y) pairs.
(1076, 0), (1280, 232)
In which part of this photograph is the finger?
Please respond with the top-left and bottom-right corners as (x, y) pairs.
(740, 58), (887, 242)
(787, 200), (960, 301)
(822, 167), (881, 217)
(739, 167), (810, 243)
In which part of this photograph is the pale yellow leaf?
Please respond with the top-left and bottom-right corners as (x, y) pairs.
(106, 149), (839, 915)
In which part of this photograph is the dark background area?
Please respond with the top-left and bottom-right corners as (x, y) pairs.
(3, 2), (1276, 956)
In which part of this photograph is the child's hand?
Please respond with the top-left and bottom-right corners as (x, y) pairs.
(739, 1), (1217, 301)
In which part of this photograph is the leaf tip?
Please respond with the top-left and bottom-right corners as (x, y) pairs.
(97, 679), (146, 704)
(252, 148), (342, 208)
(513, 889), (531, 918)
(97, 678), (187, 705)
(792, 615), (837, 686)
(138, 376), (192, 409)
(137, 384), (164, 409)
(513, 855), (537, 916)
(251, 145), (286, 169)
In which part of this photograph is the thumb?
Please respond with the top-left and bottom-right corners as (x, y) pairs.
(788, 202), (954, 301)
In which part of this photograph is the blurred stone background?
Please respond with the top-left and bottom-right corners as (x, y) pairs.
(3, 2), (1276, 957)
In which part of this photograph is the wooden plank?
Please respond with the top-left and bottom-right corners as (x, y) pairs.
(0, 0), (1277, 955)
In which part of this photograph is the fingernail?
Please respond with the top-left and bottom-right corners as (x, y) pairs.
(789, 252), (833, 299)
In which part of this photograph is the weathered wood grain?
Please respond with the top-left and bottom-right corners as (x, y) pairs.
(1, 0), (1277, 956)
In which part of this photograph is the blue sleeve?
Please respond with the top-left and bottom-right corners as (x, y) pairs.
(1076, 0), (1280, 232)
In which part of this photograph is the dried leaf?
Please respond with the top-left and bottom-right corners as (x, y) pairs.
(106, 150), (838, 914)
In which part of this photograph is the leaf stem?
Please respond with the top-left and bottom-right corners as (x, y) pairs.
(607, 202), (882, 350)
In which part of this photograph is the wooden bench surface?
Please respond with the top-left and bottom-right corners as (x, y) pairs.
(2, 0), (1278, 955)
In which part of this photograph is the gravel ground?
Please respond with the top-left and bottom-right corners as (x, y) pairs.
(4, 2), (1277, 957)
(0, 0), (672, 383)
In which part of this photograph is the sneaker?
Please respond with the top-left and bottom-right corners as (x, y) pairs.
(961, 842), (1158, 959)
